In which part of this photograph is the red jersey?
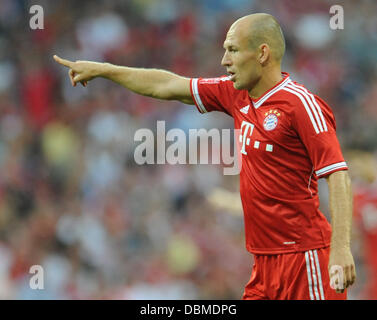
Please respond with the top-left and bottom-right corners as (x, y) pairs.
(189, 72), (348, 254)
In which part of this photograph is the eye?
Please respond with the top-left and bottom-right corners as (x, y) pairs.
(229, 48), (238, 53)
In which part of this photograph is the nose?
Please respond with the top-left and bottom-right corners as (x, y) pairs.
(221, 51), (232, 67)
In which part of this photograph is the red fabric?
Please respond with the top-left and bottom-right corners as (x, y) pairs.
(190, 73), (347, 254)
(242, 247), (347, 300)
(353, 184), (377, 299)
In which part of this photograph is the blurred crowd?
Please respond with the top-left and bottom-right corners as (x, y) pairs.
(0, 0), (376, 299)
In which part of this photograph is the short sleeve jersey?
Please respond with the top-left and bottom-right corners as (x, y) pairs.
(190, 72), (348, 254)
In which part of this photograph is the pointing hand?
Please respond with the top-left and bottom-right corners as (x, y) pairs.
(53, 55), (103, 87)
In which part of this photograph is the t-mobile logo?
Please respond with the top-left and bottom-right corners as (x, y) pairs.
(239, 120), (255, 155)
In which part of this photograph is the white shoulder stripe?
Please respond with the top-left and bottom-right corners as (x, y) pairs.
(316, 161), (348, 177)
(191, 79), (207, 113)
(289, 82), (328, 132)
(286, 83), (326, 133)
(282, 87), (320, 134)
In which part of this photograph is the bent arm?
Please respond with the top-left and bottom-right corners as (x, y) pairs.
(53, 55), (194, 104)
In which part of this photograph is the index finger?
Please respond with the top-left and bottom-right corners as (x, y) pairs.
(53, 55), (74, 68)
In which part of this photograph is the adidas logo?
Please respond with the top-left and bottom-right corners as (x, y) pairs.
(240, 105), (250, 114)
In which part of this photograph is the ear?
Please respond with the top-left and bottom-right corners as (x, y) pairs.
(259, 44), (270, 65)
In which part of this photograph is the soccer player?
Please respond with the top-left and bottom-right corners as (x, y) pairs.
(53, 13), (356, 300)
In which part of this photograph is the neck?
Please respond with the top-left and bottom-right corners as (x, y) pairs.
(248, 67), (283, 100)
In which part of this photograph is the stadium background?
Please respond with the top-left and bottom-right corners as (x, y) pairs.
(0, 0), (376, 299)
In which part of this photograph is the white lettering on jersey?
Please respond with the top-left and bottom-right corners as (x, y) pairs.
(266, 144), (273, 152)
(239, 121), (254, 155)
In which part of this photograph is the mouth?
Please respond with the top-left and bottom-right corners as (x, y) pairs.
(227, 71), (236, 81)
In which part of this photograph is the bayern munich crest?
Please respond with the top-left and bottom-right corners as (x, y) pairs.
(263, 109), (281, 131)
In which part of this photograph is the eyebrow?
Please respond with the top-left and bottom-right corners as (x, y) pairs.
(223, 42), (238, 49)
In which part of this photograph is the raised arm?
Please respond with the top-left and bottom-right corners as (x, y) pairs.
(53, 55), (194, 105)
(326, 170), (356, 293)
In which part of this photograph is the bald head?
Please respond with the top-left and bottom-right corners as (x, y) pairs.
(221, 13), (285, 92)
(230, 13), (286, 62)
